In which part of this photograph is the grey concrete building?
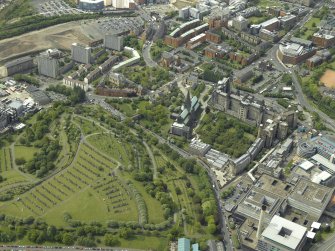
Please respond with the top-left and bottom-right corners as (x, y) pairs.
(0, 56), (34, 77)
(104, 35), (124, 51)
(37, 49), (61, 78)
(71, 43), (92, 64)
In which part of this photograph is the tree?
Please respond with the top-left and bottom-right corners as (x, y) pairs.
(118, 227), (132, 239)
(104, 234), (120, 246)
(47, 225), (57, 241)
(15, 158), (26, 166)
(62, 232), (75, 245)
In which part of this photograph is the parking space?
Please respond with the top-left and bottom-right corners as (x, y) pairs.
(91, 16), (145, 35)
(38, 0), (84, 17)
(143, 3), (176, 18)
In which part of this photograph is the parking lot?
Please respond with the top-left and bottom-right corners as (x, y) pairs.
(38, 0), (84, 16)
(142, 3), (176, 18)
(92, 16), (145, 35)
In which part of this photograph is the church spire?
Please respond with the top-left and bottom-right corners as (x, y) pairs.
(185, 90), (191, 111)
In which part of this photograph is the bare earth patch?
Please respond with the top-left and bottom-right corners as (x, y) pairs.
(0, 21), (94, 62)
(320, 69), (335, 89)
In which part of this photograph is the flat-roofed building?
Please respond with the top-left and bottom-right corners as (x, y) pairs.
(71, 43), (92, 64)
(259, 18), (280, 32)
(78, 0), (104, 11)
(37, 49), (61, 78)
(288, 177), (334, 221)
(0, 56), (34, 77)
(232, 15), (249, 31)
(257, 215), (307, 251)
(278, 38), (316, 65)
(104, 34), (124, 51)
(312, 32), (335, 48)
(178, 237), (190, 251)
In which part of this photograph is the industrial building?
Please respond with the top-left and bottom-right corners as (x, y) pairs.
(71, 43), (92, 64)
(37, 49), (62, 78)
(104, 34), (124, 51)
(78, 0), (104, 11)
(0, 56), (34, 77)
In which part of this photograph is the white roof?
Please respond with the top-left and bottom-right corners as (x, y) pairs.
(262, 215), (307, 250)
(311, 222), (321, 229)
(299, 160), (314, 171)
(311, 171), (331, 184)
(312, 154), (335, 172)
(282, 87), (292, 91)
(307, 231), (316, 239)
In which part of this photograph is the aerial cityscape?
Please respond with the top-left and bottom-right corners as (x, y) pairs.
(0, 0), (335, 250)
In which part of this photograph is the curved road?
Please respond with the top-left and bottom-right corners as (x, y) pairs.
(266, 1), (335, 132)
(142, 42), (159, 68)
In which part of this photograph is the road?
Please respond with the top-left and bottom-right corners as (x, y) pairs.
(267, 2), (335, 132)
(142, 42), (159, 68)
(140, 127), (233, 251)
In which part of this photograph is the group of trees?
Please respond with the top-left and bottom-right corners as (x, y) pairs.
(47, 84), (86, 105)
(144, 179), (175, 220)
(124, 35), (142, 51)
(138, 103), (171, 134)
(0, 213), (134, 247)
(18, 103), (66, 177)
(13, 74), (39, 87)
(301, 64), (335, 119)
(201, 69), (223, 83)
(153, 140), (219, 235)
(197, 112), (257, 158)
(122, 66), (171, 90)
(24, 137), (60, 177)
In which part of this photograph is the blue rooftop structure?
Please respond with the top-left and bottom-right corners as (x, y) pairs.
(192, 243), (199, 251)
(178, 238), (191, 251)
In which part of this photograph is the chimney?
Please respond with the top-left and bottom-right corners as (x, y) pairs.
(257, 205), (267, 239)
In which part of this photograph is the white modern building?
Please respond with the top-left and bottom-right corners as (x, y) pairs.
(257, 215), (307, 251)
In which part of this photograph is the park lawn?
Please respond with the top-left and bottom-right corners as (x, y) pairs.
(129, 179), (165, 224)
(55, 127), (72, 168)
(256, 0), (284, 9)
(87, 133), (132, 167)
(118, 235), (168, 250)
(0, 148), (11, 172)
(0, 170), (31, 194)
(42, 187), (137, 227)
(14, 146), (39, 162)
(248, 15), (268, 24)
(0, 199), (32, 218)
(305, 17), (321, 29)
(174, 179), (197, 233)
(299, 17), (320, 40)
(73, 116), (104, 135)
(114, 102), (136, 117)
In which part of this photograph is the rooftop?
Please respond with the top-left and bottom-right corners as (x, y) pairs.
(261, 215), (307, 250)
(4, 56), (33, 68)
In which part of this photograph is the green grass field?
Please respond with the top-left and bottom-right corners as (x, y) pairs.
(0, 147), (13, 172)
(87, 133), (132, 167)
(73, 116), (105, 135)
(14, 146), (39, 162)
